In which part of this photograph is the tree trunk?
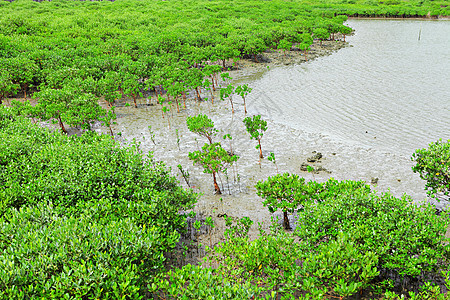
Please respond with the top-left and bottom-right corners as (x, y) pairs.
(283, 211), (291, 230)
(212, 171), (222, 194)
(109, 125), (114, 138)
(243, 95), (247, 114)
(182, 91), (187, 108)
(210, 75), (216, 91)
(175, 96), (180, 113)
(229, 97), (234, 113)
(58, 115), (68, 134)
(258, 139), (263, 158)
(195, 87), (201, 100)
(133, 94), (137, 108)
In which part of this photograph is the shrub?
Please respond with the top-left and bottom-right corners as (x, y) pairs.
(0, 108), (197, 233)
(295, 180), (450, 279)
(412, 139), (450, 199)
(0, 203), (170, 299)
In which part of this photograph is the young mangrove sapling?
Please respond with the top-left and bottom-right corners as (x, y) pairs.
(186, 114), (218, 144)
(188, 142), (239, 194)
(243, 114), (267, 159)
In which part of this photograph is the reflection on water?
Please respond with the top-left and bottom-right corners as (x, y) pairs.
(246, 19), (450, 156)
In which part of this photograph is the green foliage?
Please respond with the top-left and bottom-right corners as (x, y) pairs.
(0, 106), (198, 298)
(186, 114), (218, 144)
(412, 139), (450, 199)
(295, 178), (450, 278)
(0, 71), (19, 102)
(278, 38), (293, 54)
(268, 152), (279, 173)
(243, 114), (267, 159)
(0, 203), (167, 299)
(32, 86), (108, 131)
(235, 84), (252, 114)
(149, 264), (262, 299)
(313, 27), (329, 45)
(220, 84), (235, 113)
(301, 232), (379, 298)
(155, 216), (382, 299)
(188, 142), (238, 194)
(256, 173), (324, 229)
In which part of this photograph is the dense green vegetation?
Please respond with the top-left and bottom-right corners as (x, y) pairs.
(1, 0), (447, 130)
(0, 107), (197, 298)
(1, 0), (450, 298)
(0, 0), (352, 132)
(153, 178), (450, 299)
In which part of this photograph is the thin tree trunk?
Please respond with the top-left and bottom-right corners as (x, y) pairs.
(210, 75), (215, 91)
(175, 96), (180, 113)
(133, 94), (137, 108)
(283, 211), (291, 230)
(58, 115), (67, 134)
(212, 172), (221, 194)
(229, 97), (234, 113)
(195, 87), (201, 100)
(182, 91), (187, 108)
(258, 139), (263, 158)
(243, 95), (247, 114)
(109, 125), (114, 138)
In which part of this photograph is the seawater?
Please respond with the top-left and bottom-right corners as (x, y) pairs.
(246, 19), (450, 156)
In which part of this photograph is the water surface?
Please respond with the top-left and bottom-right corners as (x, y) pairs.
(246, 19), (450, 156)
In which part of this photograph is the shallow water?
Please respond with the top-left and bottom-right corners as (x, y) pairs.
(245, 19), (450, 156)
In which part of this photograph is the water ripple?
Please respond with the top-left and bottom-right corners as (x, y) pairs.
(248, 19), (450, 155)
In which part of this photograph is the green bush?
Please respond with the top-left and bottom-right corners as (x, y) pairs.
(412, 139), (450, 199)
(150, 264), (262, 299)
(0, 203), (170, 299)
(0, 108), (197, 231)
(0, 107), (198, 298)
(295, 181), (450, 278)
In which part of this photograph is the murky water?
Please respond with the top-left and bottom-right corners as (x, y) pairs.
(110, 20), (450, 238)
(245, 19), (450, 156)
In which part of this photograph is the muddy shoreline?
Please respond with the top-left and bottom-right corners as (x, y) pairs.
(90, 38), (448, 268)
(5, 38), (448, 267)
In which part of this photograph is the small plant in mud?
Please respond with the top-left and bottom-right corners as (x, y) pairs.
(177, 164), (190, 187)
(268, 152), (278, 173)
(188, 142), (238, 194)
(220, 72), (232, 85)
(148, 125), (156, 145)
(205, 215), (215, 249)
(186, 114), (218, 144)
(234, 84), (252, 114)
(243, 114), (267, 160)
(175, 129), (181, 150)
(222, 134), (233, 155)
(220, 84), (235, 113)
